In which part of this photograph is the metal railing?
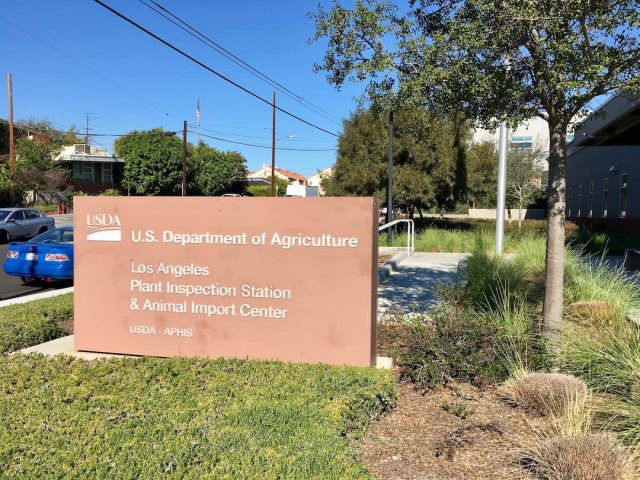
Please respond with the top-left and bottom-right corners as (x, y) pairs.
(378, 219), (414, 254)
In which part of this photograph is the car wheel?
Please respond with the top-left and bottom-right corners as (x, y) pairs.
(21, 276), (41, 286)
(0, 230), (7, 244)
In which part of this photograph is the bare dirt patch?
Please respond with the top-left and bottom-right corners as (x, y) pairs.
(360, 382), (551, 480)
(379, 254), (393, 266)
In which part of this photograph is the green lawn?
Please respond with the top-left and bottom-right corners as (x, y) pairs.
(379, 218), (640, 255)
(0, 355), (395, 479)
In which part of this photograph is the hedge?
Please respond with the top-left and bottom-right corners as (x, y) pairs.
(0, 355), (396, 479)
(0, 294), (72, 354)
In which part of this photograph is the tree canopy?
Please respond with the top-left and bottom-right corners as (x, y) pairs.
(115, 130), (248, 196)
(311, 0), (640, 343)
(325, 108), (468, 212)
(191, 144), (248, 196)
(116, 129), (184, 196)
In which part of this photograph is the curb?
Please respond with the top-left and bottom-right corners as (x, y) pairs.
(0, 286), (74, 309)
(378, 251), (409, 284)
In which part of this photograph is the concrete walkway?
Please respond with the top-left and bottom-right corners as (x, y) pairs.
(378, 253), (468, 319)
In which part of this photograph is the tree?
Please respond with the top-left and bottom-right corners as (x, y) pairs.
(14, 137), (69, 201)
(311, 0), (640, 344)
(325, 108), (466, 212)
(248, 177), (289, 197)
(191, 144), (248, 196)
(506, 149), (546, 228)
(115, 129), (183, 195)
(466, 141), (497, 208)
(15, 138), (54, 171)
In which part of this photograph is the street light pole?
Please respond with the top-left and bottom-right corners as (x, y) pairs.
(386, 110), (394, 243)
(495, 121), (509, 255)
(271, 91), (276, 197)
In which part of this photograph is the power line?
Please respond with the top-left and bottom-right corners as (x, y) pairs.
(0, 15), (181, 126)
(91, 0), (340, 138)
(188, 124), (336, 143)
(136, 0), (342, 126)
(189, 130), (336, 151)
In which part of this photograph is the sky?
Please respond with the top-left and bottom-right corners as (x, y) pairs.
(0, 0), (366, 177)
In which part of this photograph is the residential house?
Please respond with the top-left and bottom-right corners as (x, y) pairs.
(306, 167), (333, 196)
(55, 144), (124, 194)
(248, 165), (307, 185)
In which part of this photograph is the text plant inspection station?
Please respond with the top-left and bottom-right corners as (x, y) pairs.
(75, 197), (378, 366)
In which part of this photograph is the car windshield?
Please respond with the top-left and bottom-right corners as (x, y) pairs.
(29, 229), (74, 244)
(0, 210), (13, 221)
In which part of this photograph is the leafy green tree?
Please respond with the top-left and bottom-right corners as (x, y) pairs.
(311, 0), (640, 342)
(191, 144), (247, 196)
(466, 142), (497, 209)
(325, 108), (466, 212)
(115, 129), (183, 195)
(15, 138), (54, 171)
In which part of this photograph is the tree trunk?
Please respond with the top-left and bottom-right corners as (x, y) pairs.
(518, 199), (523, 229)
(542, 119), (568, 352)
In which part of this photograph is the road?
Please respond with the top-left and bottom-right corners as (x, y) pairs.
(0, 213), (74, 301)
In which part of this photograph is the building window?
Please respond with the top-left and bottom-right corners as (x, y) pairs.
(72, 162), (82, 180)
(102, 163), (113, 183)
(82, 162), (93, 181)
(588, 182), (594, 217)
(602, 179), (608, 217)
(567, 188), (572, 218)
(577, 185), (582, 217)
(620, 174), (628, 218)
(511, 135), (534, 151)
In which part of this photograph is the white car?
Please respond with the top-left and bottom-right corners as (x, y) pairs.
(0, 208), (55, 243)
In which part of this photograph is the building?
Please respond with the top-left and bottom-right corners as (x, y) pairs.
(472, 117), (577, 169)
(0, 122), (52, 157)
(55, 144), (124, 194)
(566, 93), (640, 231)
(247, 165), (307, 185)
(306, 167), (333, 196)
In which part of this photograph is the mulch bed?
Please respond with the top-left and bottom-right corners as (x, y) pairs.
(359, 381), (550, 480)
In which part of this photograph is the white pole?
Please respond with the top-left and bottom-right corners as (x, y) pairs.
(496, 121), (509, 255)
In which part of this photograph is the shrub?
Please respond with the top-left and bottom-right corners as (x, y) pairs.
(0, 294), (71, 353)
(523, 434), (637, 480)
(500, 372), (588, 416)
(100, 188), (121, 196)
(0, 355), (395, 479)
(386, 295), (508, 391)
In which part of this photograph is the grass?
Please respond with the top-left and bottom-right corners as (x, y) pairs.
(378, 217), (640, 255)
(0, 294), (71, 354)
(463, 236), (640, 448)
(0, 354), (395, 479)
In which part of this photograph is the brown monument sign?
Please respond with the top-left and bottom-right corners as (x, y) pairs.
(74, 197), (378, 366)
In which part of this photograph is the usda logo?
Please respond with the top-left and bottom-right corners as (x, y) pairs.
(86, 213), (122, 242)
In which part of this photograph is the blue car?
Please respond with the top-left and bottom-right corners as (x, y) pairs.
(3, 226), (74, 285)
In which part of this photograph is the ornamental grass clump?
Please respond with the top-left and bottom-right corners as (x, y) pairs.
(523, 434), (638, 480)
(500, 372), (587, 416)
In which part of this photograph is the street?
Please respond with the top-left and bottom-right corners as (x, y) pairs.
(0, 212), (74, 301)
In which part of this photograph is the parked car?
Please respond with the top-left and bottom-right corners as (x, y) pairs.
(3, 226), (73, 285)
(0, 208), (55, 243)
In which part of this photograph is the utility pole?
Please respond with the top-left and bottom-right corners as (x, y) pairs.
(84, 113), (90, 145)
(271, 91), (276, 197)
(182, 121), (187, 196)
(7, 74), (15, 206)
(386, 110), (394, 243)
(495, 121), (509, 255)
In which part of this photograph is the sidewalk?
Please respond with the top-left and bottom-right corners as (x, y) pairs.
(378, 252), (468, 319)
